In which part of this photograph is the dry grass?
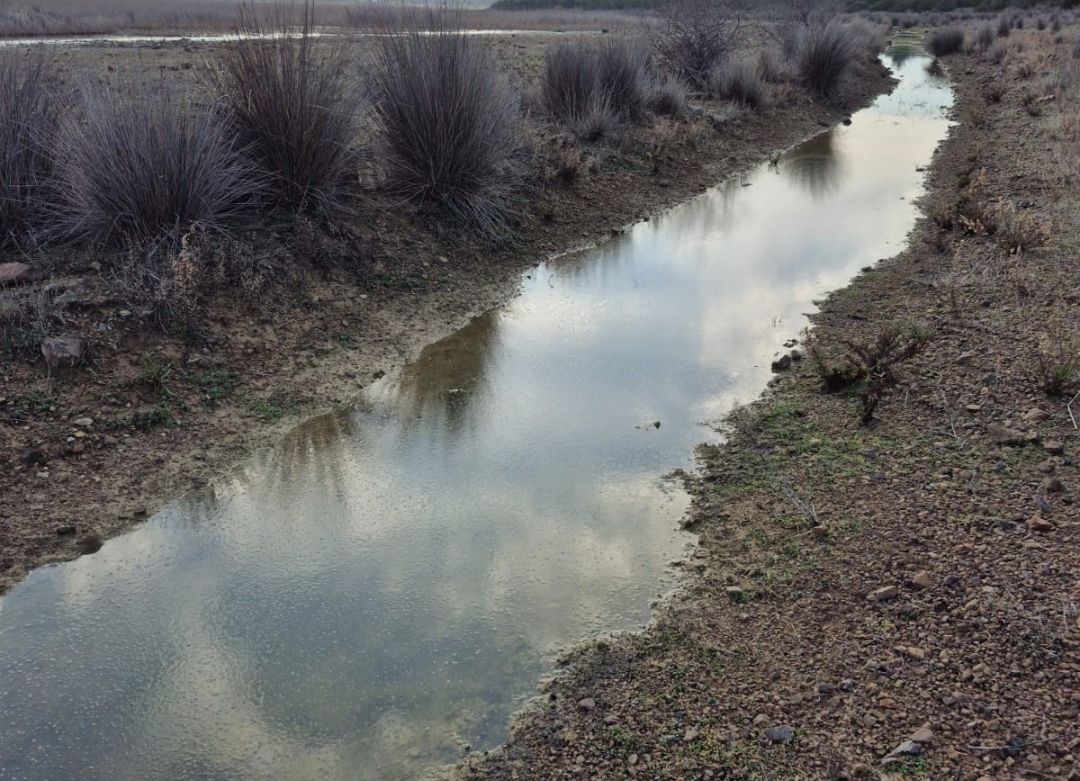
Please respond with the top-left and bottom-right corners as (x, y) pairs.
(369, 7), (528, 240)
(0, 48), (60, 249)
(214, 0), (359, 214)
(49, 74), (264, 247)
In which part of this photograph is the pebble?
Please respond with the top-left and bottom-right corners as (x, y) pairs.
(683, 727), (700, 742)
(1042, 477), (1063, 493)
(869, 585), (899, 602)
(1044, 441), (1065, 455)
(882, 740), (921, 764)
(603, 714), (618, 725)
(911, 571), (932, 589)
(577, 698), (596, 712)
(73, 417), (94, 427)
(55, 524), (75, 535)
(910, 726), (934, 744)
(1027, 516), (1054, 533)
(753, 713), (770, 725)
(766, 725), (796, 744)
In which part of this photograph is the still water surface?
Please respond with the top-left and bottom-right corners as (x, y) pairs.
(0, 54), (951, 781)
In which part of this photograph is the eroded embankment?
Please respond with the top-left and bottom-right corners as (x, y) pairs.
(0, 34), (892, 594)
(458, 37), (1080, 781)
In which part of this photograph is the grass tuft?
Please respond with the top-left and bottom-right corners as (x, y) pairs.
(794, 20), (857, 99)
(926, 27), (965, 58)
(369, 7), (527, 240)
(0, 49), (61, 249)
(50, 76), (263, 248)
(215, 0), (359, 213)
(711, 58), (765, 110)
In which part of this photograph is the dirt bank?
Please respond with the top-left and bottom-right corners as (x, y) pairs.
(456, 31), (1080, 781)
(0, 34), (891, 593)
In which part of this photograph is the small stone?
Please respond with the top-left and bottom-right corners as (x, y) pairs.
(883, 740), (921, 764)
(41, 332), (88, 370)
(725, 586), (744, 599)
(965, 404), (982, 413)
(811, 524), (829, 538)
(577, 698), (596, 712)
(1042, 477), (1064, 494)
(753, 713), (770, 726)
(0, 262), (34, 286)
(911, 571), (932, 589)
(1044, 441), (1065, 455)
(603, 714), (618, 725)
(905, 647), (926, 660)
(1027, 516), (1054, 532)
(988, 423), (1027, 446)
(684, 727), (700, 742)
(73, 417), (93, 427)
(628, 754), (639, 766)
(910, 726), (934, 744)
(103, 436), (119, 447)
(869, 585), (899, 602)
(1021, 408), (1050, 424)
(55, 524), (76, 535)
(1037, 460), (1056, 474)
(771, 354), (792, 372)
(839, 679), (856, 692)
(790, 348), (803, 361)
(766, 725), (796, 744)
(76, 534), (103, 555)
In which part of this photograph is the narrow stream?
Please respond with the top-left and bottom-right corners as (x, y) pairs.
(0, 53), (952, 781)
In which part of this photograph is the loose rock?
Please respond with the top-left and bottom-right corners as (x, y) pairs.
(767, 725), (796, 744)
(41, 333), (89, 370)
(869, 585), (899, 602)
(0, 262), (33, 286)
(577, 698), (596, 712)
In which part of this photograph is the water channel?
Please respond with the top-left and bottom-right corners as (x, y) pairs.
(0, 52), (952, 781)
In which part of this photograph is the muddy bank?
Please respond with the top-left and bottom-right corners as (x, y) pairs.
(0, 34), (891, 593)
(457, 32), (1080, 781)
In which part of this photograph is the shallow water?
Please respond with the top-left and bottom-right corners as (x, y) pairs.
(0, 54), (952, 781)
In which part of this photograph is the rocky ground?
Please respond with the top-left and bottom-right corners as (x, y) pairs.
(455, 29), (1080, 781)
(0, 33), (890, 592)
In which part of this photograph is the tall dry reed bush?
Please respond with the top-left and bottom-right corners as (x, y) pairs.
(794, 20), (857, 99)
(0, 49), (60, 249)
(542, 37), (652, 127)
(50, 76), (264, 247)
(215, 0), (359, 213)
(369, 7), (527, 240)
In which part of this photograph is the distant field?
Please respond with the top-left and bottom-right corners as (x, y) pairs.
(0, 0), (649, 37)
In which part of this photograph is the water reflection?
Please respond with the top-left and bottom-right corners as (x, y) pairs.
(0, 54), (952, 781)
(781, 130), (842, 198)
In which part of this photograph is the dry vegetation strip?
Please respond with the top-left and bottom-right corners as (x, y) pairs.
(455, 23), (1080, 781)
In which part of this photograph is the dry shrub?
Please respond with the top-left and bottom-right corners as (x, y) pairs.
(654, 0), (742, 90)
(794, 20), (857, 99)
(543, 41), (605, 123)
(650, 75), (689, 118)
(50, 76), (264, 248)
(0, 48), (61, 249)
(926, 27), (965, 57)
(0, 289), (53, 364)
(1035, 314), (1080, 397)
(215, 0), (359, 213)
(972, 22), (995, 51)
(756, 46), (791, 84)
(370, 8), (527, 240)
(710, 58), (765, 110)
(542, 38), (651, 126)
(596, 37), (652, 121)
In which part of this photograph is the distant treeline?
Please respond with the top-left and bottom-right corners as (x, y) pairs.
(489, 0), (1080, 12)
